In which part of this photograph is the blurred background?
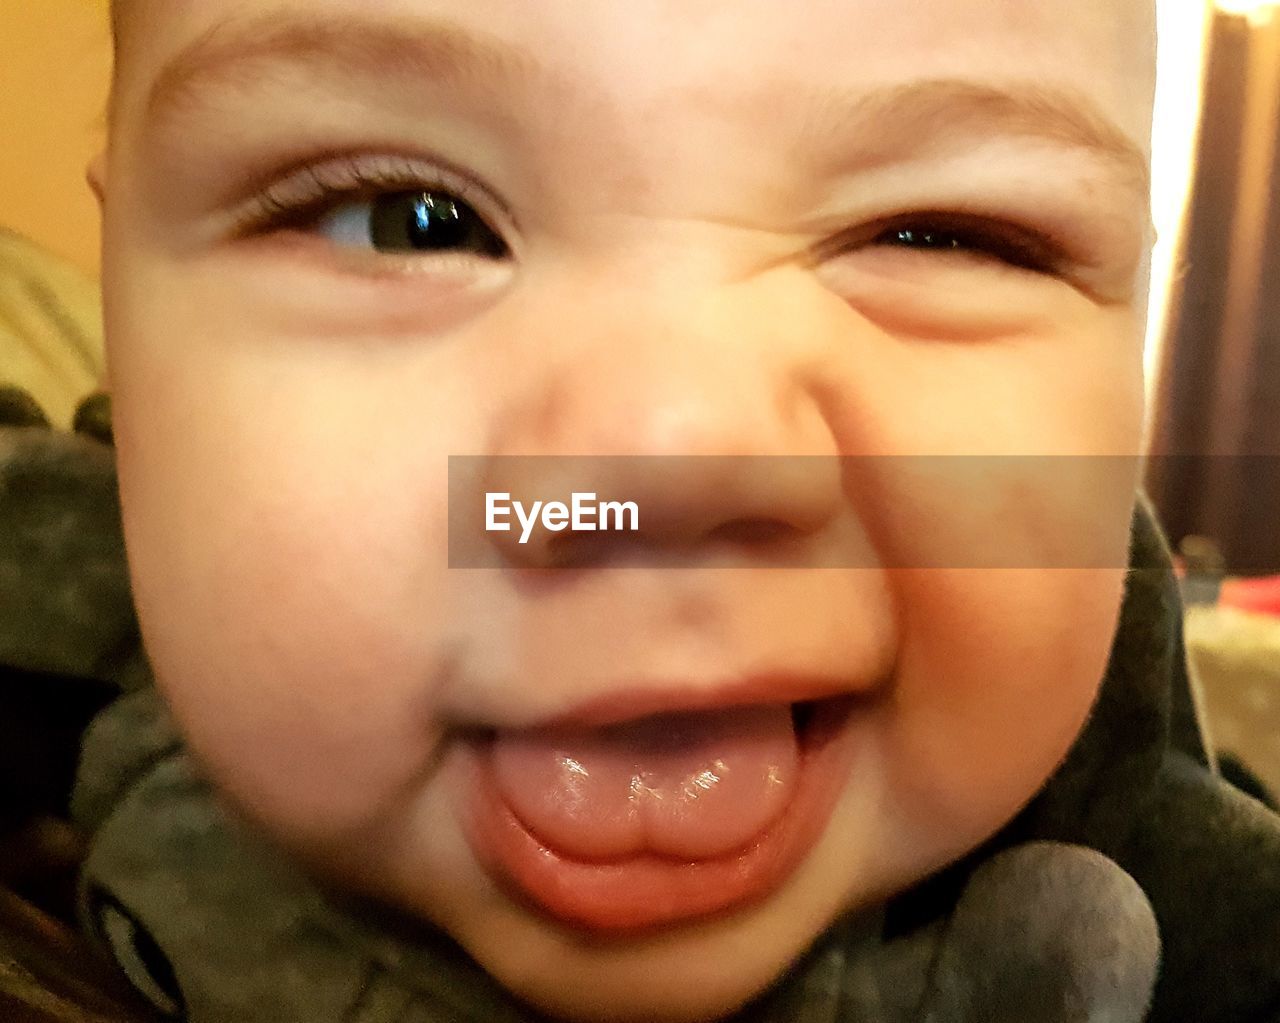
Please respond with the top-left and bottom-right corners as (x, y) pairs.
(1, 1), (1279, 798)
(0, 0), (109, 279)
(0, 0), (109, 430)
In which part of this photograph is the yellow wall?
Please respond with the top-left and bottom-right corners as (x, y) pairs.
(0, 0), (112, 278)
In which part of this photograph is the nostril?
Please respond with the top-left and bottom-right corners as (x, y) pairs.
(543, 529), (657, 569)
(707, 517), (800, 546)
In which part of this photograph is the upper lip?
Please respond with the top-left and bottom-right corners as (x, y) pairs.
(532, 672), (866, 730)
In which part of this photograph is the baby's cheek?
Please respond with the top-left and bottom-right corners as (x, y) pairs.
(882, 566), (1125, 851)
(133, 447), (457, 853)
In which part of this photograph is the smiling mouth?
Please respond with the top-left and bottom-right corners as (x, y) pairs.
(460, 692), (862, 934)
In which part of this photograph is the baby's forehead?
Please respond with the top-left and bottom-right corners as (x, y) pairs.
(104, 3), (1153, 267)
(113, 0), (1154, 135)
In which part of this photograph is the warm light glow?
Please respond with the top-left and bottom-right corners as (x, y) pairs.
(1216, 0), (1278, 15)
(1144, 0), (1213, 444)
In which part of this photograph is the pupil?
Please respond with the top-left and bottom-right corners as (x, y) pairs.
(369, 191), (505, 256)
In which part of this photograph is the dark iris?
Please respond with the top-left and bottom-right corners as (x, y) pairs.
(887, 228), (963, 251)
(368, 191), (507, 257)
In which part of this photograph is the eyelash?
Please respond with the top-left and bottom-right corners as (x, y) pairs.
(826, 213), (1064, 274)
(229, 154), (509, 242)
(230, 155), (1062, 275)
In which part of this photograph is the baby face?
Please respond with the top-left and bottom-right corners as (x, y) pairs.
(100, 1), (1154, 1019)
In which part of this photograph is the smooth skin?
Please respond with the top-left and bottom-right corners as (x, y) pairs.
(96, 2), (1155, 1020)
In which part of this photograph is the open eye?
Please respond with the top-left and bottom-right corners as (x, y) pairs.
(229, 155), (514, 266)
(317, 189), (509, 258)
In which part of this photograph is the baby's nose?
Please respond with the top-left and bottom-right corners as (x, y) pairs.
(474, 275), (845, 568)
(477, 454), (843, 568)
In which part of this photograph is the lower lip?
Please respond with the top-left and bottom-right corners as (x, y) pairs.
(459, 698), (861, 934)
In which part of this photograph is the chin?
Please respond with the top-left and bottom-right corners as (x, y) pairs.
(425, 772), (904, 1023)
(464, 893), (833, 1023)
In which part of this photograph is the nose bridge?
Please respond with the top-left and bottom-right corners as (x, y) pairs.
(478, 263), (846, 568)
(490, 263), (829, 461)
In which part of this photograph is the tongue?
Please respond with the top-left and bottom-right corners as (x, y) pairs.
(491, 705), (799, 861)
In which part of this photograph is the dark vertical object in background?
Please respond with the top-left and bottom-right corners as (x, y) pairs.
(1147, 13), (1249, 544)
(1147, 12), (1280, 573)
(1236, 14), (1280, 570)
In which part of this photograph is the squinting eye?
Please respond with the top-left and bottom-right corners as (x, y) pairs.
(317, 190), (508, 258)
(868, 219), (1054, 273)
(880, 227), (964, 252)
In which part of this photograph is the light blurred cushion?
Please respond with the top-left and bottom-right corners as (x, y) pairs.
(1185, 603), (1280, 798)
(0, 228), (103, 430)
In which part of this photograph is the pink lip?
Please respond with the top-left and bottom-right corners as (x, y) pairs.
(540, 672), (866, 729)
(459, 694), (863, 934)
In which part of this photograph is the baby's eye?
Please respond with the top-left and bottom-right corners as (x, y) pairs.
(866, 218), (1055, 273)
(879, 227), (965, 252)
(317, 190), (509, 258)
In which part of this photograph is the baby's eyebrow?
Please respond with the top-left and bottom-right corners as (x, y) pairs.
(135, 10), (1152, 232)
(794, 78), (1152, 201)
(140, 12), (567, 126)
